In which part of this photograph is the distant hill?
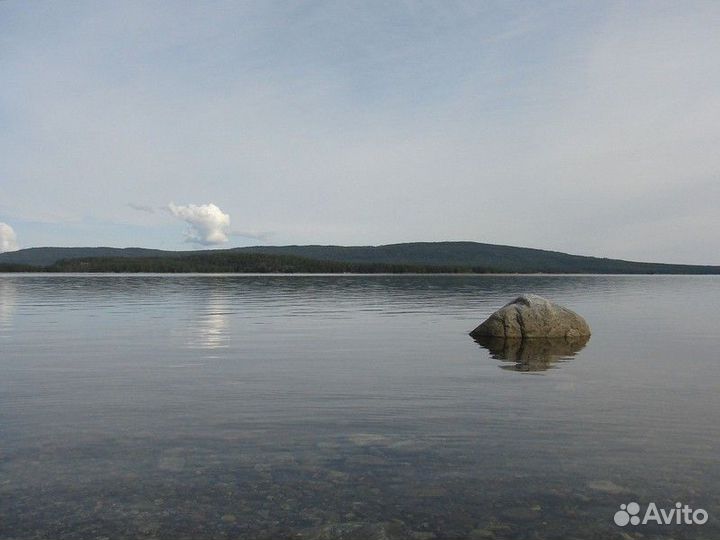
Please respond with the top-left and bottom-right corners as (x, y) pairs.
(235, 242), (720, 274)
(40, 252), (463, 274)
(0, 247), (172, 267)
(1, 242), (719, 274)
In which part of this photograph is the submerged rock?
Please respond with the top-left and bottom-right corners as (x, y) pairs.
(306, 521), (415, 540)
(586, 480), (631, 494)
(470, 294), (591, 339)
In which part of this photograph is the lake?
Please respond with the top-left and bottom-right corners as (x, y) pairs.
(1, 274), (718, 539)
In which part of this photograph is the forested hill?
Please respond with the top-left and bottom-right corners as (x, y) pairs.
(1, 241), (719, 274)
(1, 252), (466, 274)
(0, 247), (172, 267)
(235, 242), (720, 274)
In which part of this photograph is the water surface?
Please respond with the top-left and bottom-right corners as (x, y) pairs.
(1, 274), (719, 539)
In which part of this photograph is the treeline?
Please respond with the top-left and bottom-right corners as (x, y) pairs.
(0, 263), (37, 272)
(238, 243), (720, 274)
(3, 242), (720, 273)
(1, 252), (490, 274)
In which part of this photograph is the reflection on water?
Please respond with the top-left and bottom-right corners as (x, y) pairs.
(474, 335), (590, 372)
(0, 277), (16, 329)
(1, 274), (720, 540)
(191, 290), (230, 350)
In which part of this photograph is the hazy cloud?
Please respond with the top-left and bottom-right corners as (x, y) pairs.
(128, 203), (156, 214)
(230, 229), (273, 242)
(0, 222), (19, 252)
(168, 202), (230, 246)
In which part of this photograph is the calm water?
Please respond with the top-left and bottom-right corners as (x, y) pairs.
(1, 274), (719, 539)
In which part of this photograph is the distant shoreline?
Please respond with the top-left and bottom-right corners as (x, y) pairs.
(3, 271), (720, 277)
(1, 242), (719, 274)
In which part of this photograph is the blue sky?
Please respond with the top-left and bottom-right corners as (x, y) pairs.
(1, 1), (719, 263)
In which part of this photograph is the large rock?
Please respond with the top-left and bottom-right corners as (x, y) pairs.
(470, 294), (591, 339)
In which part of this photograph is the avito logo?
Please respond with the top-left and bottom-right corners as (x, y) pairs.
(614, 502), (708, 526)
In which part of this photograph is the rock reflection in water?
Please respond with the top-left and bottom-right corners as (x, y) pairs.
(473, 335), (590, 372)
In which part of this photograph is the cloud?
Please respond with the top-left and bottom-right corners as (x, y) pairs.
(168, 202), (230, 246)
(0, 222), (19, 252)
(230, 229), (273, 242)
(128, 203), (156, 214)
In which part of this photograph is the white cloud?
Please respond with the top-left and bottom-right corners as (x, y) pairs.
(0, 222), (19, 252)
(168, 202), (230, 246)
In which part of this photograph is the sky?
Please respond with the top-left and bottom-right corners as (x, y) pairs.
(1, 1), (719, 264)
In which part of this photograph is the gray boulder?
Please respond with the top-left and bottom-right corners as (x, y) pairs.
(470, 294), (591, 339)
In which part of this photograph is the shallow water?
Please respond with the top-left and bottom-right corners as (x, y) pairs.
(1, 274), (719, 539)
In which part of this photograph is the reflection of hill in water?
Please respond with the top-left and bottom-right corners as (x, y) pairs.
(473, 335), (590, 372)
